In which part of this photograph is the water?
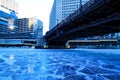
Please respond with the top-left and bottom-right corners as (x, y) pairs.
(0, 48), (120, 80)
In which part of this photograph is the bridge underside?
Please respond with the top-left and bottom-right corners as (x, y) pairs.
(45, 0), (120, 47)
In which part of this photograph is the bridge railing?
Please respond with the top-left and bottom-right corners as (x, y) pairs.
(46, 0), (94, 38)
(45, 0), (110, 38)
(50, 0), (104, 31)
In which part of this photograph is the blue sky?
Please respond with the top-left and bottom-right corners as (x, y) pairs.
(15, 0), (54, 35)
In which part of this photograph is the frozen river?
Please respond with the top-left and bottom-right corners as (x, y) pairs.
(0, 48), (120, 80)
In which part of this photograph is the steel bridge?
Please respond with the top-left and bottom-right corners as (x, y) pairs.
(44, 0), (120, 48)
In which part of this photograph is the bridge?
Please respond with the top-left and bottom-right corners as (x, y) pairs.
(44, 0), (120, 48)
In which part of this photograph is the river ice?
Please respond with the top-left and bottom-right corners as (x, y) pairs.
(0, 48), (120, 80)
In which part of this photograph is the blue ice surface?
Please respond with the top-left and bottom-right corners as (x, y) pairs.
(0, 48), (120, 80)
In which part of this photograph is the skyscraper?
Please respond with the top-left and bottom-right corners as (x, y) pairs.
(49, 0), (89, 30)
(0, 0), (18, 33)
(18, 17), (43, 38)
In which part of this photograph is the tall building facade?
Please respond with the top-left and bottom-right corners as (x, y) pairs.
(18, 17), (43, 38)
(18, 18), (35, 33)
(35, 20), (43, 38)
(49, 0), (89, 30)
(0, 0), (18, 34)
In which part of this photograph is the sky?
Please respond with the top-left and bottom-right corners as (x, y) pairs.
(15, 0), (54, 35)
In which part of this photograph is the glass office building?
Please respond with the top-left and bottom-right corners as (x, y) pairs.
(18, 17), (43, 38)
(0, 0), (18, 33)
(49, 0), (89, 30)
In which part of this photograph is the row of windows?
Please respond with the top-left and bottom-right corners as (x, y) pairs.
(62, 7), (78, 11)
(0, 17), (8, 22)
(0, 19), (8, 23)
(0, 5), (18, 14)
(62, 4), (80, 7)
(62, 0), (80, 4)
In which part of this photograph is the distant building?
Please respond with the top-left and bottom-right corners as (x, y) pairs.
(35, 20), (43, 38)
(0, 0), (18, 34)
(0, 32), (33, 39)
(18, 18), (30, 33)
(0, 0), (18, 14)
(49, 0), (89, 30)
(18, 17), (43, 38)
